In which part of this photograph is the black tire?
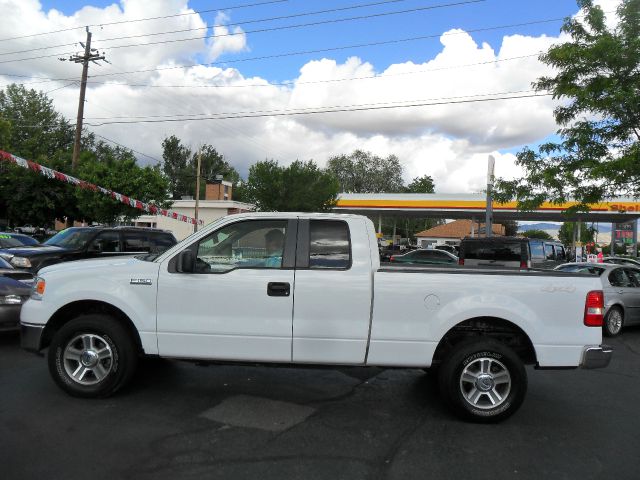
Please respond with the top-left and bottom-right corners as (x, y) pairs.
(438, 338), (527, 423)
(47, 314), (138, 398)
(603, 307), (624, 337)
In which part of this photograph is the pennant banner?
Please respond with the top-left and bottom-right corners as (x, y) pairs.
(0, 150), (204, 226)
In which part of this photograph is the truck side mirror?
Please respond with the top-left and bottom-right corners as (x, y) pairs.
(177, 250), (195, 273)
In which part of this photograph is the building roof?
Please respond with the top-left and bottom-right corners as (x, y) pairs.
(415, 219), (504, 238)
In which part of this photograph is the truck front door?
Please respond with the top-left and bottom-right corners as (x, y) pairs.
(156, 218), (297, 362)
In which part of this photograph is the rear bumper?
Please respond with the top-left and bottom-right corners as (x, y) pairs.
(581, 345), (613, 369)
(20, 322), (45, 353)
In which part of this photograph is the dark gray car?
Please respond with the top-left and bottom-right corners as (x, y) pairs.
(0, 256), (33, 332)
(555, 262), (640, 337)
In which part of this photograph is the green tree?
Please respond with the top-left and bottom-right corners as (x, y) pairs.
(0, 84), (74, 160)
(161, 135), (193, 200)
(244, 159), (339, 211)
(521, 229), (553, 240)
(405, 175), (435, 193)
(75, 143), (171, 224)
(495, 0), (640, 209)
(327, 150), (405, 193)
(0, 84), (77, 226)
(161, 137), (241, 200)
(196, 144), (240, 199)
(558, 222), (597, 245)
(502, 220), (519, 236)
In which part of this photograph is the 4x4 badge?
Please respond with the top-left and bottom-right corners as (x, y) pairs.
(130, 278), (152, 285)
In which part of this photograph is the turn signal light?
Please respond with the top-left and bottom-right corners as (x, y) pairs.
(31, 277), (46, 300)
(584, 290), (604, 327)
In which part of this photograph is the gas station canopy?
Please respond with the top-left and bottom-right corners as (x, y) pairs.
(333, 193), (640, 223)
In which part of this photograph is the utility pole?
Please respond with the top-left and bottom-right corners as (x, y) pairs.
(60, 27), (106, 171)
(194, 148), (203, 232)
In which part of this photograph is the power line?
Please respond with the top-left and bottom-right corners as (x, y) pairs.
(82, 89), (538, 120)
(97, 0), (487, 51)
(96, 0), (419, 44)
(0, 0), (413, 57)
(0, 0), (485, 64)
(3, 90), (553, 129)
(1, 52), (543, 89)
(43, 81), (77, 94)
(0, 15), (564, 76)
(87, 17), (571, 77)
(0, 0), (289, 43)
(83, 91), (552, 126)
(92, 132), (163, 163)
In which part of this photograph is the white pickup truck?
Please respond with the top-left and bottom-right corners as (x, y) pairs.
(20, 213), (612, 422)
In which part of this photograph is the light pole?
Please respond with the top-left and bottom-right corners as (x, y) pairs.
(485, 155), (495, 237)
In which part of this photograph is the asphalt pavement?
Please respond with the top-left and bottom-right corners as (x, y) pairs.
(1, 328), (639, 480)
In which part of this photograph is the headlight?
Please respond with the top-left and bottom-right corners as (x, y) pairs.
(30, 277), (46, 300)
(10, 257), (31, 268)
(0, 295), (23, 305)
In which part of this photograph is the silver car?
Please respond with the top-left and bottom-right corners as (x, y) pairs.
(555, 262), (640, 336)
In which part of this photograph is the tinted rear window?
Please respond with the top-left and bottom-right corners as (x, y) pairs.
(529, 241), (545, 259)
(150, 233), (176, 251)
(123, 232), (150, 252)
(463, 241), (523, 261)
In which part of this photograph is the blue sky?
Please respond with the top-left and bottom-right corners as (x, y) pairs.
(39, 0), (580, 81)
(3, 0), (612, 193)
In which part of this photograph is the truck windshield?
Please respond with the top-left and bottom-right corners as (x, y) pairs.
(45, 229), (95, 249)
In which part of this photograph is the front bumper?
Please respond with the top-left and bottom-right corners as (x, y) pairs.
(20, 322), (45, 352)
(581, 345), (613, 369)
(0, 305), (21, 332)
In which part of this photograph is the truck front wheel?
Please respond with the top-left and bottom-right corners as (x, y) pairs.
(47, 314), (138, 398)
(438, 338), (527, 423)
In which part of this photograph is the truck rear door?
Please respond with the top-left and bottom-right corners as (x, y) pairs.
(292, 218), (373, 364)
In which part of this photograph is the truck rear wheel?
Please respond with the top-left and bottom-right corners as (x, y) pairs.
(438, 338), (527, 423)
(47, 314), (137, 398)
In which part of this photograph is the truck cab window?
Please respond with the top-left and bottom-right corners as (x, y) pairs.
(309, 220), (351, 269)
(196, 220), (288, 273)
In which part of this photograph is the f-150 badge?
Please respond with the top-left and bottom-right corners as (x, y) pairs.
(130, 278), (153, 285)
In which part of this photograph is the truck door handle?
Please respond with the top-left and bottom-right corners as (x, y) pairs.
(267, 282), (290, 297)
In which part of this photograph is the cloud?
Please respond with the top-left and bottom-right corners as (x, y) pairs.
(206, 11), (247, 61)
(0, 0), (625, 195)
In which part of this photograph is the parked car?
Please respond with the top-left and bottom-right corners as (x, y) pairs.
(14, 225), (38, 235)
(0, 232), (40, 248)
(0, 256), (35, 284)
(459, 237), (567, 269)
(602, 257), (640, 267)
(529, 239), (568, 267)
(554, 262), (640, 337)
(0, 257), (33, 332)
(459, 236), (530, 268)
(379, 244), (406, 262)
(434, 244), (459, 255)
(21, 212), (611, 423)
(389, 248), (458, 265)
(0, 226), (177, 273)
